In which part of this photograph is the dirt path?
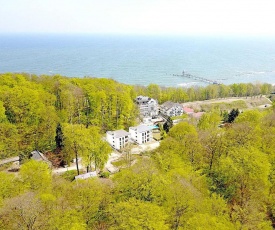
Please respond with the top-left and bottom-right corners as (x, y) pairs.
(104, 141), (160, 173)
(53, 162), (84, 174)
(105, 152), (121, 173)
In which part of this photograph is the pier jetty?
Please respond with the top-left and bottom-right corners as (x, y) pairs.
(173, 71), (220, 85)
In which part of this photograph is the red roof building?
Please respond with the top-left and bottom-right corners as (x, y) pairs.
(183, 107), (194, 114)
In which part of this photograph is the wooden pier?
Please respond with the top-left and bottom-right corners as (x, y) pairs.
(173, 71), (220, 85)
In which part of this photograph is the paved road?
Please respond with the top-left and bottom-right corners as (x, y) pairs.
(0, 156), (19, 166)
(104, 141), (160, 173)
(105, 152), (121, 173)
(52, 141), (161, 175)
(52, 162), (83, 174)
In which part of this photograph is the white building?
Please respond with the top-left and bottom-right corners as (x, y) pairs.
(106, 130), (130, 150)
(135, 95), (158, 117)
(160, 101), (183, 117)
(75, 171), (97, 180)
(129, 125), (152, 145)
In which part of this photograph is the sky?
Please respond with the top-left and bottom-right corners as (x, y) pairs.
(1, 0), (275, 36)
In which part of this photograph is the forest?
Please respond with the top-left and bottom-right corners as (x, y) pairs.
(0, 73), (275, 229)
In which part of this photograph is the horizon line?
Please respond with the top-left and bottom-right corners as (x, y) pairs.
(1, 32), (275, 39)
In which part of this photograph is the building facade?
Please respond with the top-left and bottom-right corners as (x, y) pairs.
(129, 125), (152, 145)
(135, 95), (158, 117)
(106, 130), (130, 150)
(160, 101), (183, 117)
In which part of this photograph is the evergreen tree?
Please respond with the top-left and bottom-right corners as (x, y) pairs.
(227, 108), (240, 123)
(163, 116), (173, 133)
(55, 123), (64, 150)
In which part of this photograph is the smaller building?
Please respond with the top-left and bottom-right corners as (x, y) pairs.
(106, 130), (130, 150)
(160, 101), (183, 117)
(129, 125), (152, 145)
(29, 150), (52, 167)
(75, 171), (97, 180)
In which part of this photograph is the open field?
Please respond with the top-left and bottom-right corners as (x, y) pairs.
(182, 96), (272, 112)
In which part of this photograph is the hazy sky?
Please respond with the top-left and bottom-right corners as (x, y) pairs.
(1, 0), (275, 36)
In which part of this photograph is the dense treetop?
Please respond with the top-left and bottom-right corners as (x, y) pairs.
(0, 73), (273, 159)
(0, 73), (275, 229)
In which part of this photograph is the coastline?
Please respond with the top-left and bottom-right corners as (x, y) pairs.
(1, 34), (275, 87)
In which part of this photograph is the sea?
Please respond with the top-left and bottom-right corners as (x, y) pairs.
(1, 34), (275, 87)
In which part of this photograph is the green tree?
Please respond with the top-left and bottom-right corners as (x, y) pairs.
(200, 129), (226, 172)
(168, 122), (203, 166)
(197, 111), (221, 130)
(19, 160), (52, 192)
(64, 124), (91, 175)
(109, 198), (168, 230)
(217, 147), (271, 228)
(113, 159), (167, 203)
(0, 172), (18, 206)
(235, 109), (262, 125)
(147, 84), (162, 102)
(83, 126), (111, 172)
(0, 101), (6, 122)
(0, 123), (19, 159)
(61, 179), (111, 229)
(184, 213), (235, 230)
(0, 192), (50, 230)
(64, 124), (111, 174)
(48, 209), (86, 230)
(225, 123), (261, 148)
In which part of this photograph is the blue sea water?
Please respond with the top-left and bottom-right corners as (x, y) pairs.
(1, 34), (275, 87)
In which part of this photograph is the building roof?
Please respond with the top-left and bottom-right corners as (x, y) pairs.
(30, 150), (48, 161)
(75, 171), (97, 180)
(136, 95), (150, 101)
(135, 96), (157, 105)
(162, 101), (182, 110)
(107, 130), (130, 138)
(183, 107), (194, 113)
(30, 150), (52, 166)
(130, 125), (152, 133)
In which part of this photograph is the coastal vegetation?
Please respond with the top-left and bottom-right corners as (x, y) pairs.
(0, 73), (275, 229)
